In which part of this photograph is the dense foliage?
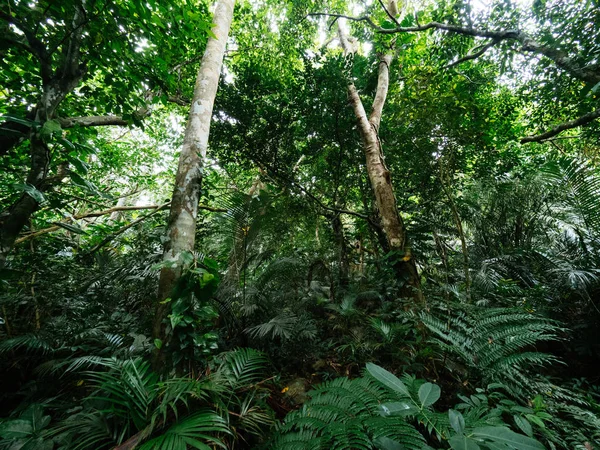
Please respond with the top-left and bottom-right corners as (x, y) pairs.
(1, 0), (599, 449)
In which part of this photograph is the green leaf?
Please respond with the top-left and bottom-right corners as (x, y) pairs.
(66, 154), (89, 175)
(379, 401), (418, 417)
(40, 119), (62, 140)
(514, 415), (533, 437)
(154, 338), (163, 349)
(374, 436), (406, 450)
(418, 382), (441, 407)
(471, 426), (545, 450)
(449, 409), (465, 435)
(13, 183), (45, 203)
(0, 419), (33, 438)
(54, 221), (87, 235)
(365, 363), (410, 396)
(525, 414), (545, 428)
(1, 115), (37, 128)
(69, 171), (102, 196)
(449, 435), (481, 450)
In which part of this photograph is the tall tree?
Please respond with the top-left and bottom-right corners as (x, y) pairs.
(337, 16), (422, 301)
(153, 0), (236, 356)
(0, 0), (213, 266)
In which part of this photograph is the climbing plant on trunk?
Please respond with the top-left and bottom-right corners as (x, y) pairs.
(153, 0), (236, 358)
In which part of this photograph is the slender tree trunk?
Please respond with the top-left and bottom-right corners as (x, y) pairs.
(331, 213), (350, 289)
(439, 172), (471, 301)
(152, 0), (235, 360)
(338, 24), (422, 301)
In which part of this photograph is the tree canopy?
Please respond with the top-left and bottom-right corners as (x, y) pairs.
(1, 0), (600, 449)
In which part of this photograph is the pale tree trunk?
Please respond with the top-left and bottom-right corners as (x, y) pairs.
(152, 0), (235, 354)
(338, 24), (422, 302)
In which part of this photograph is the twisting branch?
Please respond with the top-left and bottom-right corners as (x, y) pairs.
(307, 13), (600, 86)
(445, 38), (500, 68)
(520, 108), (600, 144)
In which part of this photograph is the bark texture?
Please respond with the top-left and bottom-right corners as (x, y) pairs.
(338, 24), (422, 301)
(153, 0), (235, 348)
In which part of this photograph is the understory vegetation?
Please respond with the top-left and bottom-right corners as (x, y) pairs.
(1, 0), (600, 449)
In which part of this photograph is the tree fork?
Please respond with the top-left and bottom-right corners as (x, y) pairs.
(337, 23), (423, 302)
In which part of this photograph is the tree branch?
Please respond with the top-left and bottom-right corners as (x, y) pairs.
(293, 181), (373, 222)
(15, 203), (227, 244)
(87, 202), (171, 254)
(57, 115), (130, 128)
(308, 13), (600, 85)
(307, 12), (382, 31)
(377, 0), (400, 26)
(520, 108), (600, 144)
(0, 10), (52, 81)
(445, 38), (500, 68)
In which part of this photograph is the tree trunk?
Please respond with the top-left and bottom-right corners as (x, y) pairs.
(439, 168), (471, 301)
(332, 213), (350, 289)
(0, 3), (87, 267)
(337, 24), (422, 301)
(152, 0), (235, 359)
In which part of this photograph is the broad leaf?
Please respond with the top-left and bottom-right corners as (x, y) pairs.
(418, 382), (441, 407)
(13, 183), (45, 203)
(366, 363), (410, 396)
(0, 419), (33, 438)
(40, 119), (62, 140)
(449, 435), (481, 450)
(449, 409), (465, 435)
(54, 222), (87, 235)
(379, 401), (418, 417)
(472, 426), (545, 450)
(514, 415), (533, 437)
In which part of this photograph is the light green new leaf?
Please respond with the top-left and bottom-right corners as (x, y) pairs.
(366, 363), (410, 397)
(40, 119), (62, 140)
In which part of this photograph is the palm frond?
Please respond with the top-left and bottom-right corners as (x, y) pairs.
(138, 411), (229, 450)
